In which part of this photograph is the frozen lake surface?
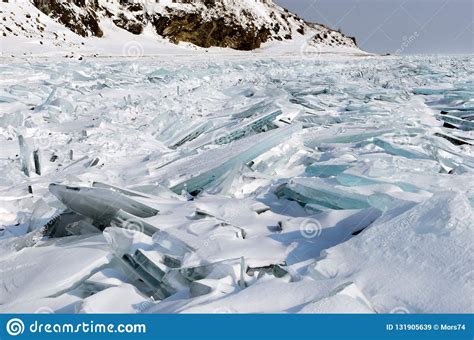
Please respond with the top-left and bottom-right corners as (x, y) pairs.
(0, 55), (473, 313)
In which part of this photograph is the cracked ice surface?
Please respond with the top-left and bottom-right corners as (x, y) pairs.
(0, 55), (473, 313)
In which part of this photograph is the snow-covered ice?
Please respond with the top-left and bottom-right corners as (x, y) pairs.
(0, 54), (473, 313)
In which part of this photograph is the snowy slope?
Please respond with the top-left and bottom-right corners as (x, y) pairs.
(0, 0), (360, 57)
(0, 0), (87, 55)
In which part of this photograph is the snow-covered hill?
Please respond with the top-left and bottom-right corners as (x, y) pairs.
(0, 0), (360, 57)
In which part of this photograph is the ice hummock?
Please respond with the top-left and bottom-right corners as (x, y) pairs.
(0, 55), (473, 313)
(310, 192), (474, 313)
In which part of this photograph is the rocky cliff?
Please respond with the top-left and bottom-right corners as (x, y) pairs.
(1, 0), (357, 51)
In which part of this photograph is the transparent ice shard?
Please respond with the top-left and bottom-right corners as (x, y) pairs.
(214, 110), (282, 145)
(188, 109), (283, 148)
(5, 221), (56, 252)
(33, 149), (41, 176)
(34, 87), (57, 112)
(373, 138), (431, 160)
(437, 114), (474, 131)
(414, 88), (456, 95)
(336, 173), (420, 193)
(169, 121), (213, 149)
(189, 280), (213, 297)
(42, 210), (104, 239)
(429, 135), (474, 170)
(278, 177), (371, 210)
(192, 207), (247, 238)
(147, 68), (173, 82)
(335, 173), (380, 187)
(287, 87), (329, 97)
(18, 135), (31, 177)
(28, 199), (58, 233)
(246, 264), (289, 279)
(111, 210), (160, 237)
(133, 249), (169, 282)
(434, 132), (473, 146)
(92, 181), (151, 198)
(63, 219), (101, 237)
(296, 114), (342, 128)
(180, 264), (211, 282)
(153, 124), (301, 194)
(231, 99), (276, 119)
(127, 184), (184, 200)
(0, 95), (17, 103)
(72, 70), (94, 82)
(440, 110), (474, 119)
(49, 97), (74, 114)
(305, 163), (352, 178)
(188, 263), (238, 297)
(49, 184), (160, 236)
(121, 253), (175, 300)
(239, 256), (246, 288)
(435, 106), (474, 112)
(366, 193), (410, 211)
(108, 238), (191, 301)
(290, 96), (325, 110)
(204, 161), (247, 195)
(49, 184), (159, 222)
(365, 91), (409, 103)
(304, 127), (393, 148)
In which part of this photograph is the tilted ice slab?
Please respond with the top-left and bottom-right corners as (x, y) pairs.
(147, 124), (301, 194)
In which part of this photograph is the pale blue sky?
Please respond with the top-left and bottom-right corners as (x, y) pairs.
(275, 0), (473, 54)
